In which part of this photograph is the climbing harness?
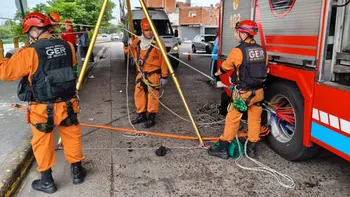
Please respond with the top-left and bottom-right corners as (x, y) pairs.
(136, 69), (162, 90)
(135, 40), (161, 90)
(231, 86), (248, 113)
(30, 99), (79, 133)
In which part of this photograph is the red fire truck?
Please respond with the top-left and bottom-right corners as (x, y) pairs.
(217, 0), (350, 161)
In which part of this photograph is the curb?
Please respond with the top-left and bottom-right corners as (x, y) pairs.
(86, 45), (108, 75)
(81, 45), (108, 85)
(0, 133), (34, 197)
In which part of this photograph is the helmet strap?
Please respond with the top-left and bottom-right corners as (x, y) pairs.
(239, 31), (255, 43)
(28, 28), (48, 43)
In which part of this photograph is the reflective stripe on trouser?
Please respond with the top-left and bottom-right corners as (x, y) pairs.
(29, 98), (85, 172)
(219, 88), (264, 143)
(134, 72), (160, 113)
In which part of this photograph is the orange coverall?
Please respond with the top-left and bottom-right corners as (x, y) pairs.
(0, 35), (85, 172)
(219, 39), (268, 143)
(130, 37), (168, 113)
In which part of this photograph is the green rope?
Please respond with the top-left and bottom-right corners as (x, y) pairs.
(233, 97), (247, 112)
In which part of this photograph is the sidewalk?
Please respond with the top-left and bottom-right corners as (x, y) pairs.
(0, 81), (31, 196)
(0, 44), (105, 196)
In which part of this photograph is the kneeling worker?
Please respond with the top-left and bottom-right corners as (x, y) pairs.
(208, 20), (268, 159)
(130, 18), (168, 128)
(0, 12), (86, 194)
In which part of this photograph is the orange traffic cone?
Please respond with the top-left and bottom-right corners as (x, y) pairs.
(187, 52), (191, 61)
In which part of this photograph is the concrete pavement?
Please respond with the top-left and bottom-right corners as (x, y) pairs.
(14, 42), (350, 197)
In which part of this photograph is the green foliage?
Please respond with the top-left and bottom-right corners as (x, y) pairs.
(31, 3), (49, 13)
(0, 29), (12, 39)
(45, 0), (116, 27)
(1, 0), (116, 41)
(99, 22), (125, 34)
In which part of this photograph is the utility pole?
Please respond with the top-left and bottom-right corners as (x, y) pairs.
(19, 0), (25, 19)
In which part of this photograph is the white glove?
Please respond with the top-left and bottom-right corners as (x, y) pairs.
(160, 78), (168, 87)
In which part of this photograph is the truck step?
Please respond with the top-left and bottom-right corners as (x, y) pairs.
(333, 64), (350, 73)
(336, 52), (350, 61)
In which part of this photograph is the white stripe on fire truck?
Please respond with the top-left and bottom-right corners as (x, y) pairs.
(312, 108), (350, 135)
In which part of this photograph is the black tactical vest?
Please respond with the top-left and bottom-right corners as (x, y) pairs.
(17, 38), (76, 103)
(231, 42), (268, 89)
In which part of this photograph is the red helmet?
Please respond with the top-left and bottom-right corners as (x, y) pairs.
(64, 20), (73, 26)
(48, 13), (61, 24)
(22, 12), (52, 33)
(141, 18), (151, 31)
(235, 20), (258, 36)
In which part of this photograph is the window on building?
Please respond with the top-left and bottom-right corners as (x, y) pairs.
(188, 11), (196, 17)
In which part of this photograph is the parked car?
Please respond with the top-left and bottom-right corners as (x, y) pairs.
(191, 34), (216, 54)
(111, 34), (119, 41)
(177, 37), (182, 45)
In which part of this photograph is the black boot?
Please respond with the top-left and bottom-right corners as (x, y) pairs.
(208, 140), (229, 159)
(32, 169), (57, 194)
(143, 113), (156, 128)
(131, 112), (147, 124)
(71, 161), (86, 185)
(246, 141), (257, 158)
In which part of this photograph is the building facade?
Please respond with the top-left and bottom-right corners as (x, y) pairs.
(144, 0), (219, 41)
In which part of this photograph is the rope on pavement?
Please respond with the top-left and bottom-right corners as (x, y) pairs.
(123, 42), (148, 138)
(235, 137), (296, 189)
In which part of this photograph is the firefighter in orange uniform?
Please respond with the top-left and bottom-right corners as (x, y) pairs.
(0, 12), (86, 194)
(130, 18), (168, 128)
(208, 20), (268, 159)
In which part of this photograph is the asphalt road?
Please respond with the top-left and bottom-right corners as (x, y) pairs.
(16, 42), (350, 197)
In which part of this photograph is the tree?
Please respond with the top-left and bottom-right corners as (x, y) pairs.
(8, 0), (116, 41)
(116, 22), (125, 33)
(46, 0), (116, 27)
(31, 3), (49, 13)
(0, 29), (12, 39)
(4, 20), (17, 28)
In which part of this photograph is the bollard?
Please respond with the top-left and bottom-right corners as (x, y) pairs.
(0, 40), (4, 59)
(24, 40), (29, 47)
(14, 37), (19, 51)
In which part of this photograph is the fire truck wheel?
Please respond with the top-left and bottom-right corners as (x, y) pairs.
(265, 82), (319, 161)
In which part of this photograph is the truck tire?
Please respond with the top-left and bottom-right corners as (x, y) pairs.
(265, 82), (319, 161)
(192, 45), (196, 53)
(206, 46), (211, 54)
(169, 55), (180, 70)
(172, 60), (179, 70)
